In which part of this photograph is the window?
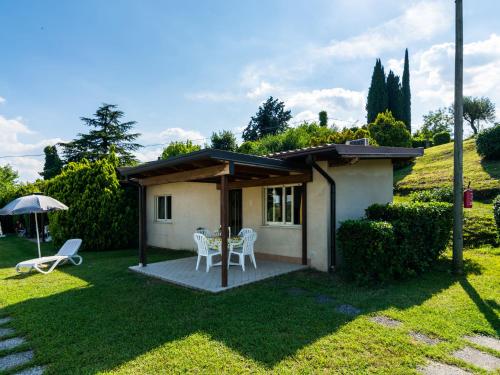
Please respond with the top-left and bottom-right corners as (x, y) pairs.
(265, 185), (302, 225)
(155, 195), (172, 222)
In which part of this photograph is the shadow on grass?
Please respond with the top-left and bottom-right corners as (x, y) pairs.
(480, 158), (500, 180)
(393, 160), (415, 188)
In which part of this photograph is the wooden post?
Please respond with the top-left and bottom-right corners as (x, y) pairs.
(453, 0), (464, 274)
(301, 182), (307, 265)
(220, 175), (229, 287)
(138, 185), (148, 267)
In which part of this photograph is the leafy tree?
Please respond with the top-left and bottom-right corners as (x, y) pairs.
(40, 145), (63, 180)
(402, 48), (411, 133)
(242, 96), (292, 141)
(0, 164), (19, 206)
(60, 104), (141, 165)
(161, 140), (201, 159)
(210, 130), (237, 151)
(366, 59), (388, 124)
(386, 70), (403, 122)
(419, 108), (453, 140)
(432, 131), (451, 146)
(368, 110), (411, 147)
(319, 111), (328, 127)
(461, 96), (496, 134)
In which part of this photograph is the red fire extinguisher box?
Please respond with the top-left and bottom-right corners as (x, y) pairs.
(464, 188), (473, 208)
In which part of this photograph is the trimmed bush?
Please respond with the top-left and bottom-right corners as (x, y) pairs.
(411, 137), (432, 148)
(432, 131), (451, 146)
(337, 220), (396, 282)
(45, 156), (137, 251)
(476, 124), (500, 160)
(494, 195), (500, 234)
(365, 202), (453, 275)
(409, 187), (453, 203)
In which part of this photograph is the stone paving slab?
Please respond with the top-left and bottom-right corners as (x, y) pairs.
(0, 328), (15, 338)
(453, 346), (500, 372)
(0, 350), (34, 372)
(0, 337), (26, 351)
(14, 365), (45, 375)
(418, 360), (472, 375)
(314, 294), (335, 304)
(464, 335), (500, 352)
(0, 317), (12, 326)
(336, 304), (361, 316)
(410, 332), (442, 345)
(370, 315), (402, 328)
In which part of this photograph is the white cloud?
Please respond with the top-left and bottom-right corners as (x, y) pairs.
(185, 91), (238, 102)
(246, 81), (275, 99)
(0, 97), (5, 104)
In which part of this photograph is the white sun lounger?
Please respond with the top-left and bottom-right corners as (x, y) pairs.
(15, 239), (83, 274)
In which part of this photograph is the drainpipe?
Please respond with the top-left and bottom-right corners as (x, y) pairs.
(306, 156), (336, 272)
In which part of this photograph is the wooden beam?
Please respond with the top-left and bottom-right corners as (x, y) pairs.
(301, 182), (307, 266)
(139, 163), (229, 186)
(234, 164), (290, 177)
(138, 185), (147, 266)
(217, 172), (312, 190)
(220, 174), (229, 287)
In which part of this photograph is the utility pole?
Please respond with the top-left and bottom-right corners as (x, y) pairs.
(453, 0), (464, 274)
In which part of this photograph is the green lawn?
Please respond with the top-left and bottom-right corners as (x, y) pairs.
(394, 139), (500, 198)
(0, 237), (499, 374)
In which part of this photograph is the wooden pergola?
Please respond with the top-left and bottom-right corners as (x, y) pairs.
(119, 149), (312, 287)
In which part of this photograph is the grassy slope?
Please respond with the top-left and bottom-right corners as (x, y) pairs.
(394, 139), (500, 196)
(0, 237), (499, 374)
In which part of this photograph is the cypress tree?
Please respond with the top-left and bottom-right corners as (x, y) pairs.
(319, 111), (328, 127)
(402, 49), (411, 133)
(386, 70), (404, 122)
(366, 59), (388, 124)
(40, 145), (63, 180)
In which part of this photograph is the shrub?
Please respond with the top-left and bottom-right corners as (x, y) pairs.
(365, 202), (453, 275)
(432, 131), (451, 146)
(476, 124), (500, 160)
(45, 156), (138, 251)
(411, 137), (432, 148)
(368, 110), (412, 147)
(409, 187), (453, 203)
(337, 220), (396, 282)
(494, 195), (500, 234)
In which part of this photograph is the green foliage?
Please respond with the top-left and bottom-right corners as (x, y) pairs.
(494, 195), (500, 234)
(366, 59), (388, 124)
(0, 164), (19, 207)
(40, 145), (63, 180)
(242, 96), (292, 141)
(402, 48), (411, 133)
(337, 219), (396, 283)
(365, 202), (453, 276)
(409, 187), (453, 203)
(432, 131), (451, 146)
(386, 70), (403, 122)
(161, 140), (201, 159)
(60, 104), (141, 165)
(318, 111), (328, 127)
(462, 96), (496, 134)
(463, 209), (498, 248)
(368, 110), (411, 147)
(45, 156), (137, 251)
(210, 130), (238, 151)
(419, 108), (453, 140)
(476, 123), (500, 160)
(411, 136), (432, 148)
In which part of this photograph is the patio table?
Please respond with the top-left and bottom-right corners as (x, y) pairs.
(207, 236), (242, 251)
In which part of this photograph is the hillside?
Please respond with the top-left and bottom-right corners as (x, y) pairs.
(394, 139), (500, 199)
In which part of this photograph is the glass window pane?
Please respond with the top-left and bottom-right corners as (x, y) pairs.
(266, 188), (274, 222)
(273, 187), (282, 222)
(285, 186), (292, 223)
(293, 186), (302, 225)
(157, 196), (166, 220)
(166, 196), (172, 220)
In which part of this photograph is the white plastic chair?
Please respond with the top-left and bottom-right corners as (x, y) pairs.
(238, 228), (253, 237)
(193, 233), (221, 272)
(15, 238), (83, 274)
(228, 232), (257, 271)
(196, 228), (212, 238)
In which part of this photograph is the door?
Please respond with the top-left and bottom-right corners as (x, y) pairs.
(229, 189), (242, 235)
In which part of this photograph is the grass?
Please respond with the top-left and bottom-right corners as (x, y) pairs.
(0, 237), (499, 374)
(394, 139), (500, 198)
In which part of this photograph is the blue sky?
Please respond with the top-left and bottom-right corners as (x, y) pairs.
(1, 0), (499, 181)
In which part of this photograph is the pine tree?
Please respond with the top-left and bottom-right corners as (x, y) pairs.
(402, 48), (411, 133)
(366, 59), (388, 124)
(40, 145), (63, 180)
(386, 70), (404, 122)
(242, 97), (292, 141)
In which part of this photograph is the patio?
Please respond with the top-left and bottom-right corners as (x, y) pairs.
(129, 256), (307, 293)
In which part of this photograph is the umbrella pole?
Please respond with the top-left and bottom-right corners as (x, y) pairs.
(34, 213), (41, 258)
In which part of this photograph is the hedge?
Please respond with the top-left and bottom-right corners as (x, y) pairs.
(476, 124), (500, 160)
(432, 131), (451, 146)
(409, 187), (453, 203)
(45, 156), (138, 251)
(494, 195), (500, 235)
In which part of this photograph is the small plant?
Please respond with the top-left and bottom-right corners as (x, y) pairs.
(409, 187), (453, 203)
(476, 123), (500, 160)
(432, 131), (451, 146)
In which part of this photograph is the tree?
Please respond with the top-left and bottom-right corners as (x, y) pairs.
(368, 110), (411, 147)
(420, 108), (453, 140)
(161, 140), (201, 159)
(210, 130), (237, 151)
(40, 145), (63, 180)
(402, 48), (411, 133)
(242, 96), (292, 141)
(386, 70), (403, 122)
(0, 164), (19, 206)
(366, 59), (388, 124)
(319, 111), (328, 127)
(462, 96), (496, 134)
(60, 104), (141, 165)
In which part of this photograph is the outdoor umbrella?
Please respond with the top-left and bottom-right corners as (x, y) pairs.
(0, 194), (68, 258)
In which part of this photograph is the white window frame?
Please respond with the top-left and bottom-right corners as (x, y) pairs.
(264, 184), (301, 226)
(155, 195), (172, 223)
